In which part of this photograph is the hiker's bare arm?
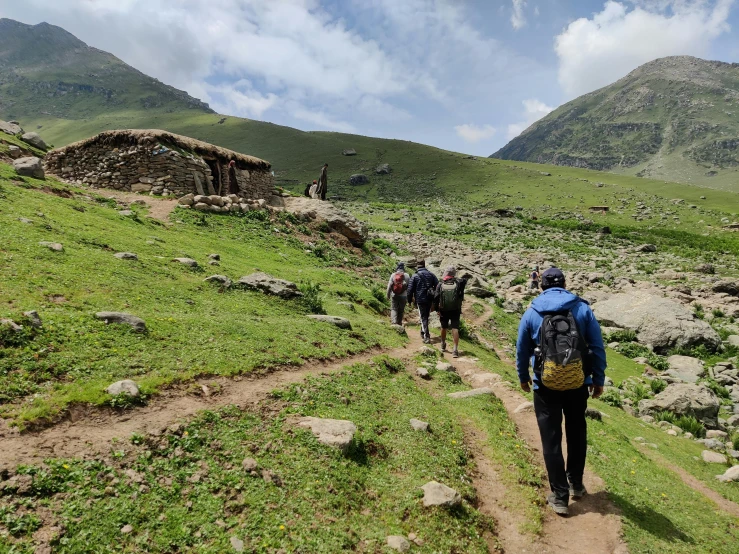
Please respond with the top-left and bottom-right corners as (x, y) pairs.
(589, 385), (603, 399)
(520, 381), (531, 393)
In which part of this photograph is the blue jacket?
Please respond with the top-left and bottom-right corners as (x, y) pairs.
(407, 268), (439, 305)
(516, 288), (606, 389)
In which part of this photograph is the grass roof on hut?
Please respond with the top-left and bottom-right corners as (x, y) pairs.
(55, 129), (271, 170)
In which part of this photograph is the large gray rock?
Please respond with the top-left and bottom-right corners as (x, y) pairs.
(349, 174), (370, 186)
(716, 465), (739, 482)
(376, 163), (392, 175)
(592, 291), (721, 352)
(712, 280), (739, 296)
(665, 355), (705, 383)
(467, 286), (495, 298)
(0, 120), (23, 135)
(8, 145), (21, 159)
(13, 157), (44, 179)
(386, 536), (410, 552)
(23, 310), (42, 328)
(421, 481), (461, 507)
(297, 417), (356, 453)
(39, 241), (63, 252)
(0, 319), (23, 333)
(238, 272), (301, 299)
(106, 380), (140, 397)
(95, 312), (147, 332)
(342, 148), (357, 156)
(114, 252), (138, 260)
(172, 258), (198, 267)
(702, 450), (728, 464)
(638, 383), (720, 428)
(21, 132), (48, 151)
(282, 197), (368, 246)
(204, 275), (232, 288)
(307, 315), (352, 330)
(410, 418), (429, 432)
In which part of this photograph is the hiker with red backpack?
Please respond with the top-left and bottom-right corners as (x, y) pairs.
(515, 267), (606, 517)
(433, 266), (469, 358)
(386, 262), (410, 326)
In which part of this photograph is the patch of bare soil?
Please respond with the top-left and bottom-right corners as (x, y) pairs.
(100, 190), (178, 222)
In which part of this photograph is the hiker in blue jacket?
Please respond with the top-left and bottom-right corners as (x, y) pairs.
(516, 267), (606, 517)
(407, 260), (439, 344)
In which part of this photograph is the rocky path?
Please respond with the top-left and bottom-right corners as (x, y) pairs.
(409, 305), (628, 554)
(1, 302), (627, 553)
(100, 190), (178, 222)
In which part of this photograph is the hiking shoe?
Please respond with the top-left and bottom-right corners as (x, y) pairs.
(569, 484), (587, 499)
(423, 337), (431, 344)
(547, 493), (569, 516)
(440, 341), (447, 352)
(452, 349), (459, 358)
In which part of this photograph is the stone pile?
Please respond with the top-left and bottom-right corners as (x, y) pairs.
(178, 193), (265, 213)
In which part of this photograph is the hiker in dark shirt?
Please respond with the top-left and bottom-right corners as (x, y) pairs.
(407, 260), (439, 344)
(530, 266), (540, 291)
(433, 266), (468, 358)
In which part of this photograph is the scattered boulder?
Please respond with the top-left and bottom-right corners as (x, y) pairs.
(242, 458), (259, 472)
(665, 355), (705, 383)
(514, 401), (534, 414)
(282, 197), (368, 246)
(172, 258), (199, 267)
(230, 536), (245, 552)
(447, 387), (493, 399)
(7, 145), (21, 159)
(39, 241), (63, 252)
(204, 275), (232, 288)
(416, 367), (430, 379)
(716, 465), (739, 482)
(421, 481), (461, 507)
(95, 312), (147, 332)
(0, 319), (23, 333)
(468, 372), (502, 388)
(702, 450), (728, 464)
(21, 132), (48, 150)
(13, 157), (44, 179)
(106, 380), (140, 397)
(349, 174), (370, 186)
(386, 536), (410, 552)
(0, 120), (23, 135)
(391, 324), (407, 335)
(342, 149), (357, 156)
(296, 417), (357, 453)
(585, 407), (603, 420)
(23, 310), (42, 328)
(592, 291), (721, 352)
(695, 263), (715, 275)
(635, 244), (657, 253)
(178, 194), (195, 206)
(712, 280), (739, 297)
(436, 361), (454, 372)
(114, 252), (138, 260)
(638, 383), (720, 428)
(376, 163), (392, 175)
(307, 315), (352, 330)
(698, 438), (726, 451)
(238, 272), (302, 299)
(706, 430), (728, 439)
(467, 286), (494, 298)
(410, 418), (429, 432)
(120, 524), (134, 535)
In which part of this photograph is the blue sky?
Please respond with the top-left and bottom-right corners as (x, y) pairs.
(1, 0), (737, 155)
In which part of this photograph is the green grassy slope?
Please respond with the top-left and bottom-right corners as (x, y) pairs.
(0, 163), (405, 426)
(493, 56), (739, 190)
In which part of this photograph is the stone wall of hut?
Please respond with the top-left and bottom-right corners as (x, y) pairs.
(44, 142), (273, 200)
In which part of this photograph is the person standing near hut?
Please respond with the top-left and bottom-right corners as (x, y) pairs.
(317, 163), (328, 200)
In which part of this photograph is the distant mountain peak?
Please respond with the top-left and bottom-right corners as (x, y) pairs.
(491, 55), (739, 188)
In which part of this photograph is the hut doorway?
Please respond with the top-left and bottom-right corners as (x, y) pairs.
(228, 163), (240, 195)
(204, 159), (222, 195)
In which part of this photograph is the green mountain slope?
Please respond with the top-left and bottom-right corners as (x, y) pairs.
(492, 56), (739, 190)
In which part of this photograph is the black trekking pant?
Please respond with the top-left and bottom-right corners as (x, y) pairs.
(417, 302), (432, 339)
(533, 384), (589, 503)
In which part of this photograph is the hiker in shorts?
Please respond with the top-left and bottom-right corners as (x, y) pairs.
(434, 266), (468, 358)
(530, 266), (540, 291)
(515, 267), (606, 517)
(407, 260), (439, 344)
(386, 262), (410, 326)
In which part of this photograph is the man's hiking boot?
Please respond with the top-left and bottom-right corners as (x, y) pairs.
(440, 341), (447, 352)
(547, 493), (569, 516)
(422, 336), (431, 344)
(569, 484), (587, 499)
(452, 349), (459, 358)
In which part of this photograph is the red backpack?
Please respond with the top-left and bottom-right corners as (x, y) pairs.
(392, 272), (407, 295)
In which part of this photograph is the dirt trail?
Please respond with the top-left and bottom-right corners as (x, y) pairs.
(456, 304), (628, 554)
(99, 190), (178, 222)
(0, 347), (398, 468)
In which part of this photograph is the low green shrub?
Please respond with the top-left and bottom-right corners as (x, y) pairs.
(702, 378), (731, 399)
(605, 329), (637, 343)
(373, 355), (404, 374)
(511, 275), (527, 287)
(650, 379), (667, 394)
(628, 383), (652, 404)
(298, 281), (326, 315)
(675, 415), (706, 438)
(654, 410), (677, 425)
(599, 389), (623, 408)
(732, 434), (739, 451)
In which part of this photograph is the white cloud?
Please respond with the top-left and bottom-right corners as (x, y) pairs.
(455, 124), (497, 143)
(292, 109), (357, 133)
(205, 81), (278, 118)
(511, 0), (527, 29)
(506, 99), (554, 139)
(555, 0), (734, 98)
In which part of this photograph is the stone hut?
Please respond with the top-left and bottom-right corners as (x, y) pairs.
(44, 129), (273, 199)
